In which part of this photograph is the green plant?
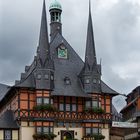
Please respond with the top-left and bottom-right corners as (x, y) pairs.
(84, 107), (105, 114)
(33, 133), (57, 140)
(82, 134), (105, 140)
(92, 134), (105, 140)
(33, 104), (57, 112)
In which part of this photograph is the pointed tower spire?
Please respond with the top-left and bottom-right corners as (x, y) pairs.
(79, 1), (101, 93)
(85, 0), (97, 70)
(35, 0), (54, 90)
(38, 0), (51, 67)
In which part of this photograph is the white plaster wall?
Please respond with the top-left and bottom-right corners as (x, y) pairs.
(110, 135), (124, 140)
(20, 126), (35, 140)
(54, 127), (83, 140)
(102, 128), (110, 140)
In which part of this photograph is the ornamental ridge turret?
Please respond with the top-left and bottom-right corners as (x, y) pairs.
(49, 0), (62, 41)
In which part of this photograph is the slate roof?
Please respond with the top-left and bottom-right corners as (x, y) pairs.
(0, 110), (19, 129)
(50, 33), (91, 97)
(101, 81), (118, 95)
(0, 83), (11, 102)
(12, 1), (119, 97)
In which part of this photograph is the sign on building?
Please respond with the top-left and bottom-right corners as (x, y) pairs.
(112, 121), (137, 128)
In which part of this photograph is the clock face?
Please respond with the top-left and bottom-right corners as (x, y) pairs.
(58, 46), (68, 59)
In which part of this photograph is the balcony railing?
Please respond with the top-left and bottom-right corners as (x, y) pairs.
(14, 109), (112, 121)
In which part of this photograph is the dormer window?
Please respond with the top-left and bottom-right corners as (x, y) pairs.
(85, 79), (90, 84)
(45, 74), (49, 80)
(93, 79), (97, 84)
(51, 75), (54, 80)
(37, 74), (41, 80)
(64, 77), (71, 85)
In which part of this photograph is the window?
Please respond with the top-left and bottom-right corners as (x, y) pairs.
(64, 77), (71, 85)
(45, 74), (49, 80)
(85, 101), (91, 108)
(72, 104), (76, 111)
(92, 128), (98, 134)
(85, 79), (90, 84)
(51, 12), (55, 22)
(37, 74), (41, 80)
(59, 103), (64, 111)
(93, 79), (97, 84)
(58, 122), (64, 127)
(85, 128), (91, 135)
(37, 127), (42, 134)
(99, 101), (101, 107)
(66, 104), (70, 111)
(50, 127), (53, 133)
(85, 128), (100, 135)
(4, 130), (11, 140)
(43, 127), (49, 134)
(37, 98), (42, 105)
(44, 98), (49, 104)
(51, 75), (54, 80)
(92, 100), (98, 107)
(71, 123), (76, 127)
(37, 127), (52, 134)
(51, 99), (53, 104)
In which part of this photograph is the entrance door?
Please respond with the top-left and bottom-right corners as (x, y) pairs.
(61, 131), (74, 140)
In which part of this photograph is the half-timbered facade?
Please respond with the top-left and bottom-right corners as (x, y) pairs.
(0, 0), (119, 140)
(121, 86), (140, 140)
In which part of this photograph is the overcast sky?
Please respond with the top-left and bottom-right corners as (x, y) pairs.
(1, 0), (140, 111)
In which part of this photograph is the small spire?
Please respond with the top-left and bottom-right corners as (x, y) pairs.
(85, 0), (97, 70)
(38, 0), (51, 67)
(89, 0), (91, 14)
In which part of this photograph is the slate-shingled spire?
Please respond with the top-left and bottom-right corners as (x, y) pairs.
(35, 0), (54, 90)
(80, 0), (101, 93)
(85, 0), (97, 70)
(37, 0), (52, 68)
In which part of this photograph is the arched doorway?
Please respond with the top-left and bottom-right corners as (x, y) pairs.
(61, 131), (74, 140)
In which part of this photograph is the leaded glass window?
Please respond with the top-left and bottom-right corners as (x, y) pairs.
(4, 130), (11, 140)
(59, 103), (64, 111)
(44, 98), (49, 104)
(72, 104), (76, 111)
(37, 98), (42, 105)
(85, 128), (91, 135)
(37, 127), (42, 134)
(85, 101), (91, 108)
(66, 104), (70, 111)
(92, 100), (98, 107)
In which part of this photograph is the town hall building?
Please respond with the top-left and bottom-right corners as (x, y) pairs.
(0, 0), (120, 140)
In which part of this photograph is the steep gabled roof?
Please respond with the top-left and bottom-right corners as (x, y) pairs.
(50, 33), (91, 98)
(101, 81), (119, 95)
(0, 110), (19, 129)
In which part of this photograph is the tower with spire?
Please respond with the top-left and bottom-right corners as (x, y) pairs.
(80, 1), (101, 93)
(0, 0), (120, 140)
(35, 0), (54, 90)
(49, 0), (62, 41)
